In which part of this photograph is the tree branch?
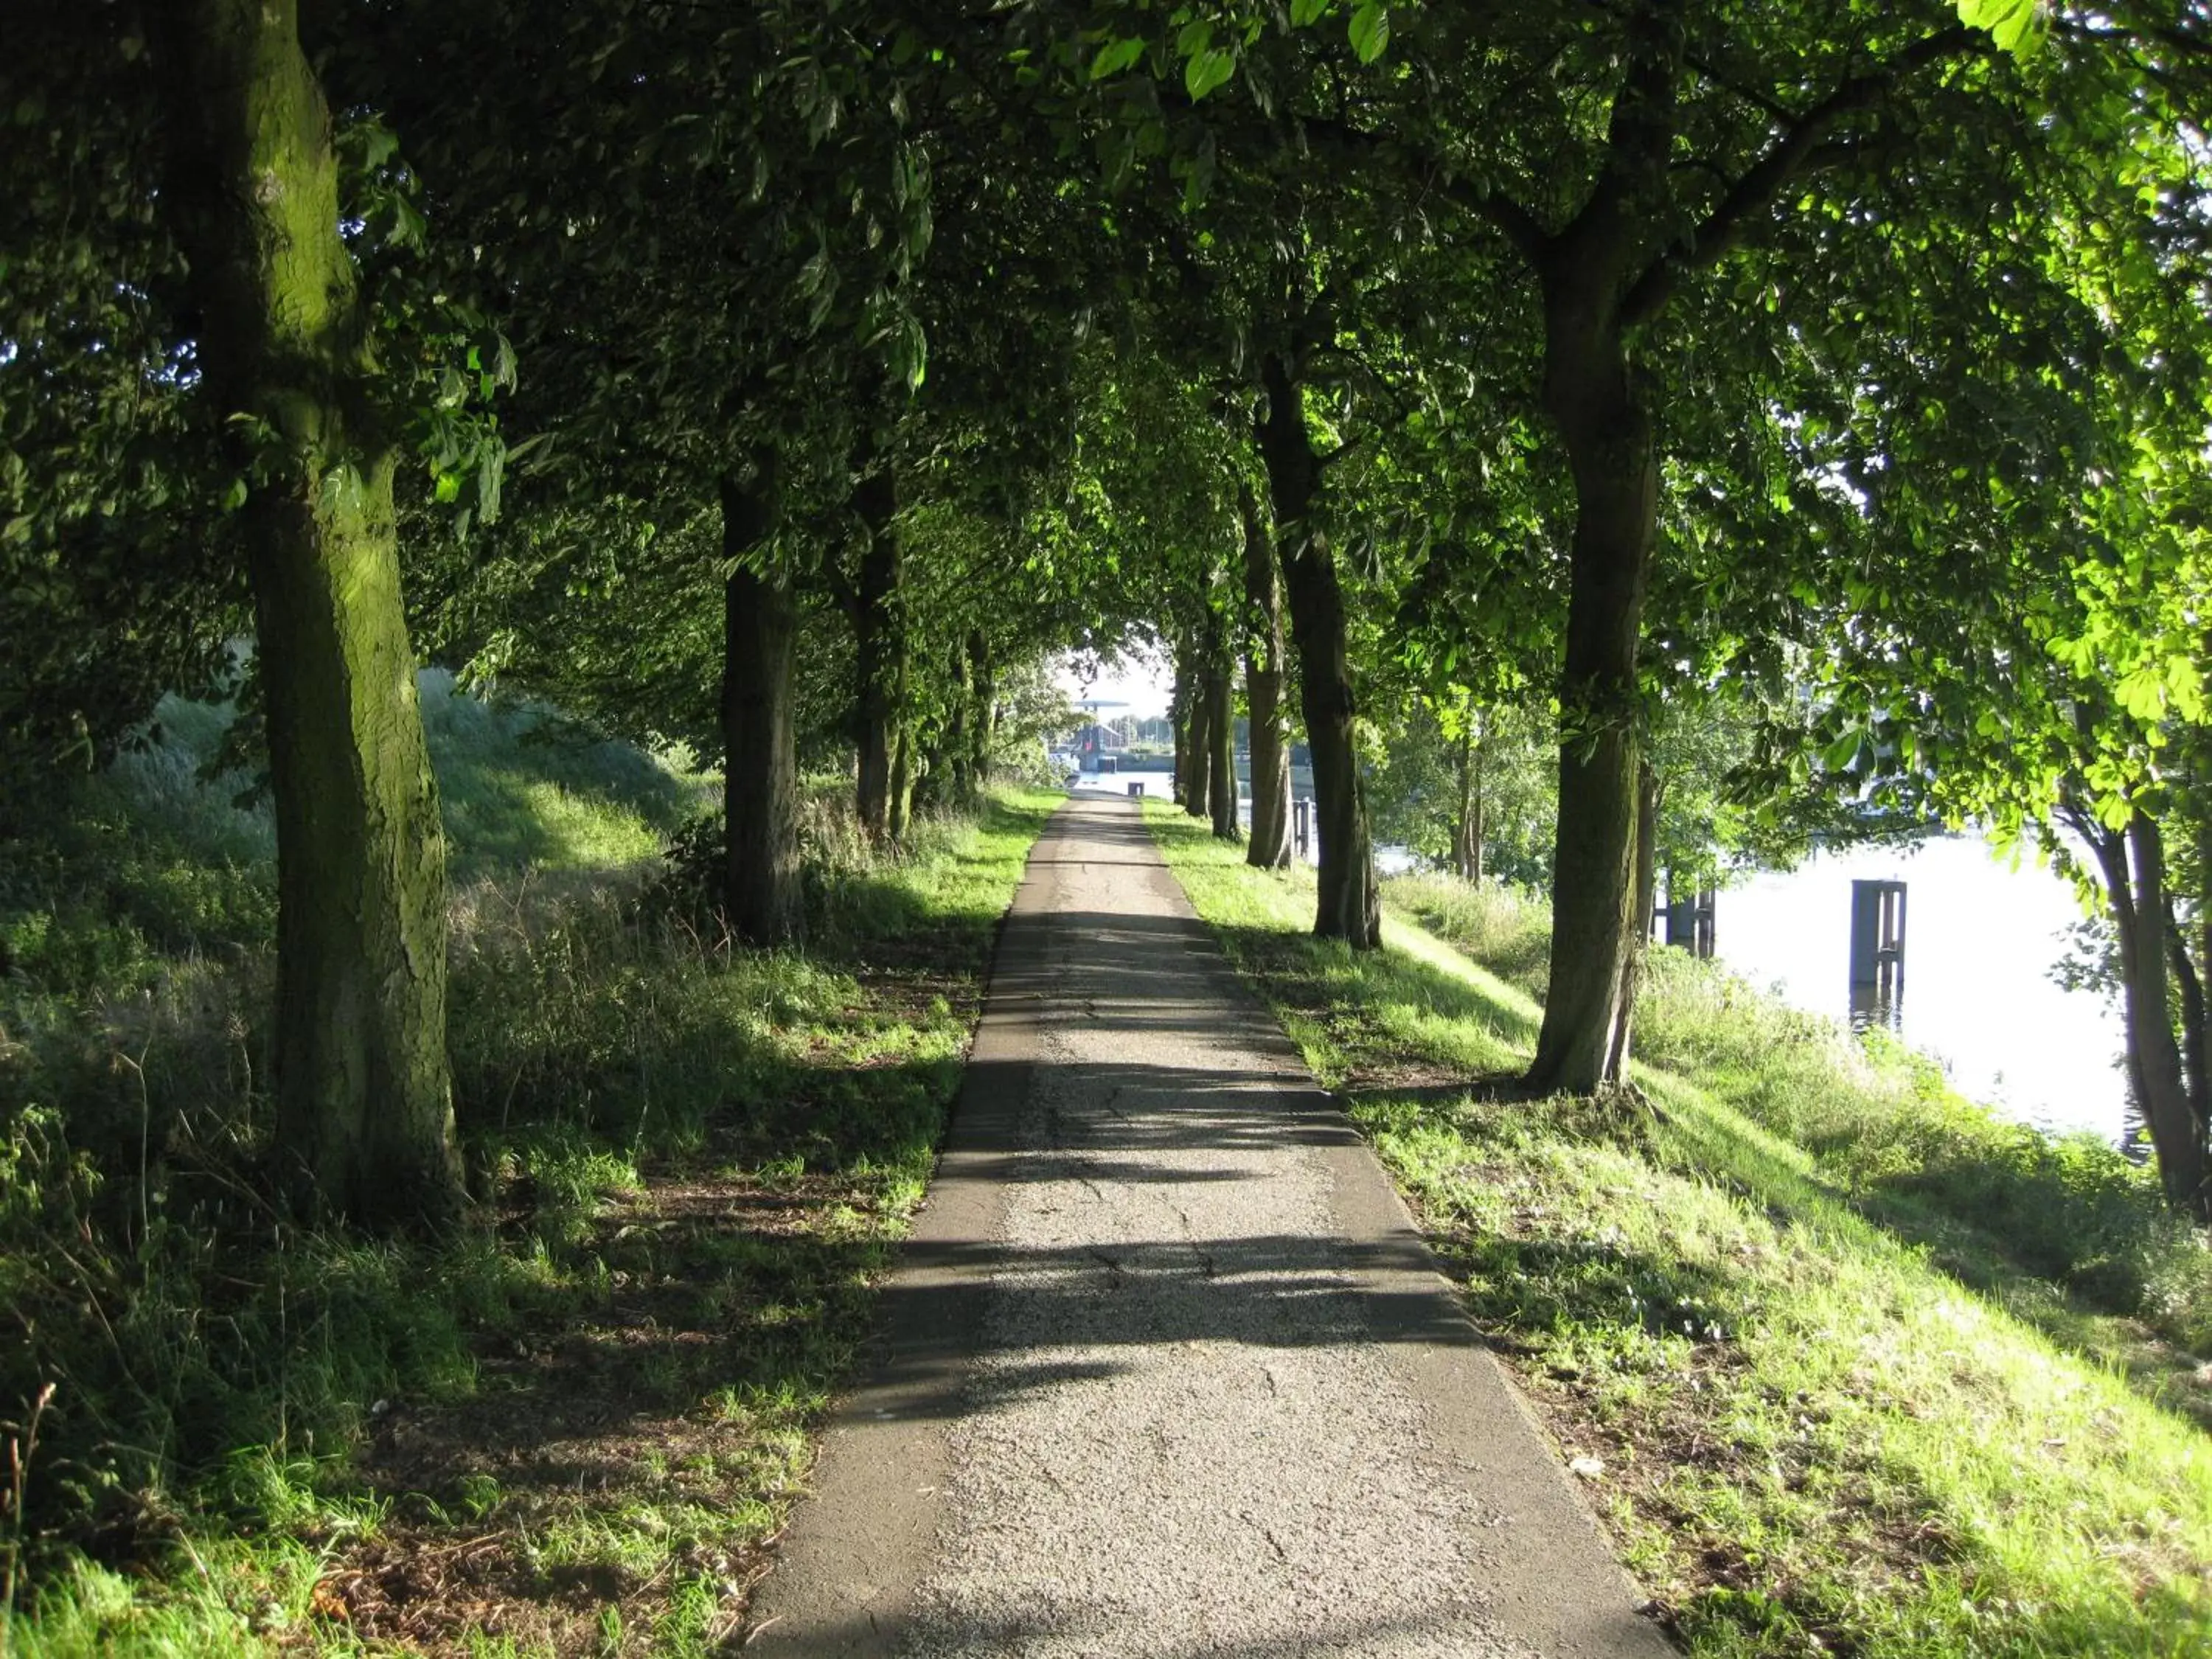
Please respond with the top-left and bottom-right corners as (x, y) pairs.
(1295, 112), (1552, 268)
(1619, 26), (1985, 329)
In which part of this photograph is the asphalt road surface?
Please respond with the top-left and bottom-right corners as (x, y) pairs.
(747, 797), (1672, 1658)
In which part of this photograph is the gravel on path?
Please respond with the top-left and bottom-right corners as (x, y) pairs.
(748, 799), (1671, 1658)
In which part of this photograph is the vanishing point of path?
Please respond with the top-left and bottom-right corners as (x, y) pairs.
(749, 797), (1671, 1658)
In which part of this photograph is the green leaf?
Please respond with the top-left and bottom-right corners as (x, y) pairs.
(1088, 38), (1147, 81)
(2166, 655), (2206, 723)
(2115, 666), (2166, 723)
(1955, 0), (2047, 55)
(1348, 2), (1389, 65)
(219, 477), (248, 512)
(357, 121), (400, 172)
(1290, 0), (1330, 26)
(1184, 47), (1236, 102)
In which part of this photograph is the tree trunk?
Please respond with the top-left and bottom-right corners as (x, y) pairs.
(2168, 924), (2208, 1150)
(1183, 637), (1214, 821)
(1453, 719), (1486, 885)
(2090, 812), (2208, 1215)
(1170, 661), (1192, 805)
(1260, 352), (1378, 946)
(888, 708), (915, 839)
(937, 650), (973, 806)
(719, 473), (802, 946)
(1206, 655), (1238, 840)
(1526, 292), (1657, 1093)
(1241, 483), (1290, 868)
(967, 631), (995, 792)
(1607, 761), (1660, 1077)
(159, 0), (461, 1225)
(2194, 787), (2212, 1133)
(851, 453), (903, 839)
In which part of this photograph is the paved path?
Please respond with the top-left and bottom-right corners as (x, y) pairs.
(748, 799), (1670, 1658)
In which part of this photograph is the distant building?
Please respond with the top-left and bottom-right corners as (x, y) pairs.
(1071, 723), (1126, 767)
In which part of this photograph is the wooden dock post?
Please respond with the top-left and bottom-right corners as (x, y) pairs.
(1848, 879), (1907, 1029)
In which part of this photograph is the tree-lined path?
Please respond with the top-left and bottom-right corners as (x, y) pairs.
(749, 797), (1667, 1657)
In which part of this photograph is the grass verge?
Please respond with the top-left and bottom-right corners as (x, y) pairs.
(1148, 804), (2212, 1658)
(1, 684), (1057, 1656)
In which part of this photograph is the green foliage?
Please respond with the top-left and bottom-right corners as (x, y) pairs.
(1958, 0), (2051, 55)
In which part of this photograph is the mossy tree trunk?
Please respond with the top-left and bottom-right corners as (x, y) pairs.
(850, 453), (905, 840)
(1240, 484), (1290, 869)
(158, 0), (461, 1225)
(966, 631), (995, 792)
(888, 708), (915, 840)
(719, 469), (802, 947)
(1260, 351), (1378, 947)
(941, 643), (976, 804)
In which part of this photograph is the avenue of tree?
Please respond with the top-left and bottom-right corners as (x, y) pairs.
(8, 0), (2212, 1217)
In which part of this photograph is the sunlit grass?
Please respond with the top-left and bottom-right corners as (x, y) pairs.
(1150, 804), (2212, 1657)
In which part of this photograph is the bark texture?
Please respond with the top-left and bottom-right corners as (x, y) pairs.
(1518, 0), (1681, 1093)
(888, 717), (914, 840)
(1525, 238), (1663, 1089)
(1453, 719), (1485, 885)
(967, 633), (995, 792)
(1605, 761), (1660, 1078)
(851, 454), (905, 839)
(1183, 639), (1214, 821)
(1260, 352), (1378, 947)
(1241, 484), (1291, 869)
(719, 471), (802, 946)
(2090, 810), (2208, 1216)
(1206, 656), (1238, 841)
(159, 0), (461, 1224)
(939, 630), (990, 804)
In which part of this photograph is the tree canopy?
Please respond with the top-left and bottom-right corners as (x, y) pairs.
(10, 0), (2212, 1213)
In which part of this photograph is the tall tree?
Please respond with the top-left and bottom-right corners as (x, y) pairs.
(1261, 348), (1379, 944)
(1241, 479), (1292, 867)
(720, 456), (805, 942)
(156, 0), (462, 1222)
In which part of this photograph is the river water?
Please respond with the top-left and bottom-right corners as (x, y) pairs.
(1713, 836), (2126, 1143)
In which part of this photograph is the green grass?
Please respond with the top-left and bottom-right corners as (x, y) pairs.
(1149, 805), (2212, 1658)
(0, 686), (1057, 1655)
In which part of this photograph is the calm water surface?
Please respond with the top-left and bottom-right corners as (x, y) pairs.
(1715, 837), (2126, 1142)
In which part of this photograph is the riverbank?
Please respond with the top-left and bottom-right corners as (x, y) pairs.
(1149, 806), (2212, 1656)
(0, 684), (1057, 1655)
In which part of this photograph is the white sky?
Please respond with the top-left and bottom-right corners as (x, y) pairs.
(1054, 644), (1173, 720)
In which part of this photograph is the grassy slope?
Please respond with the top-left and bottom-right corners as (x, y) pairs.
(1148, 804), (2212, 1659)
(1, 682), (1057, 1657)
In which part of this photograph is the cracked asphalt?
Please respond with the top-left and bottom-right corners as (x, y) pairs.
(748, 797), (1672, 1658)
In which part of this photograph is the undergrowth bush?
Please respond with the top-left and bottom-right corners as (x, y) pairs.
(0, 686), (1009, 1627)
